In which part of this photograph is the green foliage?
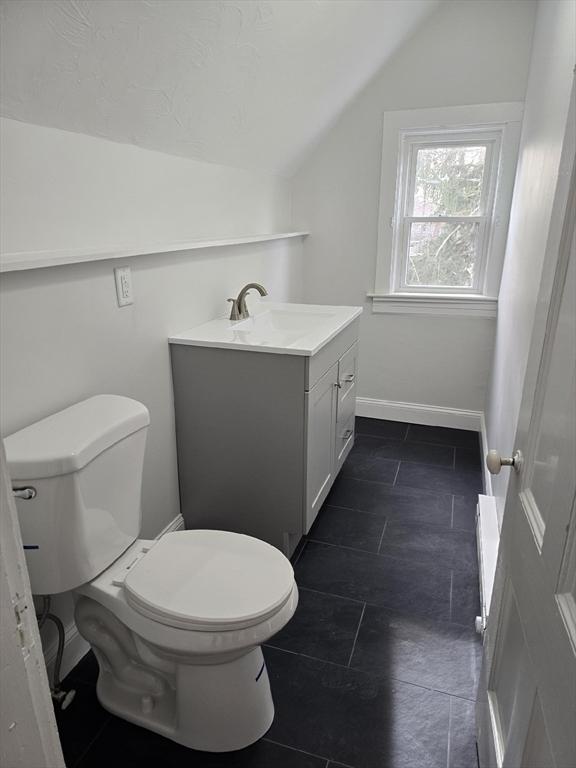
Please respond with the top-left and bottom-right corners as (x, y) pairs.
(406, 145), (485, 288)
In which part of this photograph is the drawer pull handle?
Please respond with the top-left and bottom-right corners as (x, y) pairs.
(343, 374), (355, 383)
(342, 429), (353, 440)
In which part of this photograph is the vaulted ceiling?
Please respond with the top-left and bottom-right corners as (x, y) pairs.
(0, 0), (440, 174)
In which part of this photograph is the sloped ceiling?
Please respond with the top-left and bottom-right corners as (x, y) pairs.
(0, 0), (440, 175)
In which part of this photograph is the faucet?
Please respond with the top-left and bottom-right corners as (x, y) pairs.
(227, 283), (268, 321)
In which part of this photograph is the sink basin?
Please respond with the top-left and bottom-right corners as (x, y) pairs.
(234, 307), (335, 334)
(169, 302), (362, 356)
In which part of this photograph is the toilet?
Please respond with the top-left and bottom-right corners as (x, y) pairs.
(5, 395), (298, 753)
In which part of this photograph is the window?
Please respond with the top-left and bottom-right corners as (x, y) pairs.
(372, 104), (523, 316)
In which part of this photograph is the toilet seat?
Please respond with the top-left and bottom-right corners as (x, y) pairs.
(123, 530), (295, 632)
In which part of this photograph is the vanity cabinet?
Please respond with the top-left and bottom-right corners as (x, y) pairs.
(170, 318), (359, 557)
(304, 340), (358, 532)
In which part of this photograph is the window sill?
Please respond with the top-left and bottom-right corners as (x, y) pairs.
(368, 292), (498, 318)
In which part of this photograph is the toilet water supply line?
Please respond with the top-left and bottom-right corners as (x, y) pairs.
(36, 596), (76, 710)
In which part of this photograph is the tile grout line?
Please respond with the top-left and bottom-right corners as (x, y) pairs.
(262, 737), (332, 764)
(403, 423), (410, 441)
(451, 495), (455, 529)
(376, 518), (388, 555)
(334, 471), (481, 498)
(356, 432), (461, 464)
(291, 540), (307, 568)
(446, 695), (453, 768)
(72, 716), (112, 768)
(266, 643), (479, 701)
(449, 570), (454, 623)
(315, 500), (458, 533)
(323, 502), (380, 518)
(346, 603), (366, 667)
(303, 536), (462, 574)
(293, 584), (367, 605)
(392, 460), (401, 487)
(293, 581), (476, 631)
(341, 473), (397, 489)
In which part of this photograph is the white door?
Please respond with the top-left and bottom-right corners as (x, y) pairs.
(0, 443), (65, 768)
(476, 93), (576, 767)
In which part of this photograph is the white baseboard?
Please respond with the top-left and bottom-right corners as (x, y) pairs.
(356, 397), (483, 432)
(44, 514), (186, 683)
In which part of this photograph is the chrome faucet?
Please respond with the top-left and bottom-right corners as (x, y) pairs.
(227, 283), (268, 321)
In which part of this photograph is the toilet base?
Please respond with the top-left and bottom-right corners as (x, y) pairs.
(96, 646), (275, 752)
(75, 596), (276, 752)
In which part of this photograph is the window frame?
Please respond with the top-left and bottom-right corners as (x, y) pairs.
(371, 103), (524, 317)
(393, 130), (500, 295)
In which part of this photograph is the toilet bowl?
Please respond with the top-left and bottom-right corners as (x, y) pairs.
(5, 395), (298, 752)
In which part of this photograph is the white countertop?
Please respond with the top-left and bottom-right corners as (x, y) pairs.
(168, 302), (362, 356)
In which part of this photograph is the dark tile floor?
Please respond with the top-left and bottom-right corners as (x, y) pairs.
(56, 417), (482, 768)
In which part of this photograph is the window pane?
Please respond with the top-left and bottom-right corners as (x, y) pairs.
(412, 145), (486, 216)
(406, 221), (478, 288)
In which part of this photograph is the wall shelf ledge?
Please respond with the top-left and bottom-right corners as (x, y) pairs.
(0, 231), (309, 273)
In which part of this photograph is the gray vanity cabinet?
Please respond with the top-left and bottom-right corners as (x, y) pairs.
(304, 361), (338, 533)
(170, 320), (359, 557)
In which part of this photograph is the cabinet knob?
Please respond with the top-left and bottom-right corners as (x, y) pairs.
(343, 374), (355, 383)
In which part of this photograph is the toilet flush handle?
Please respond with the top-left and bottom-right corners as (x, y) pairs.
(12, 486), (37, 500)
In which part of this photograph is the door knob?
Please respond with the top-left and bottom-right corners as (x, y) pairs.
(486, 449), (523, 475)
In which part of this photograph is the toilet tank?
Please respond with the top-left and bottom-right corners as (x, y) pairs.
(4, 395), (150, 595)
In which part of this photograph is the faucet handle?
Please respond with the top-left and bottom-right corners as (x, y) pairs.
(227, 298), (241, 321)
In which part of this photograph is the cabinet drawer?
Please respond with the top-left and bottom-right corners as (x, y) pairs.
(306, 319), (360, 390)
(337, 342), (358, 427)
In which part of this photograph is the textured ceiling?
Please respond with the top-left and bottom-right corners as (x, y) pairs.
(0, 0), (439, 174)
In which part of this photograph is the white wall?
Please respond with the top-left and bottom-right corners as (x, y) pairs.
(292, 0), (536, 418)
(485, 0), (576, 521)
(0, 118), (292, 256)
(0, 119), (303, 670)
(0, 0), (439, 175)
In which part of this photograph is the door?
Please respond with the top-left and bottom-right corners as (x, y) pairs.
(476, 107), (576, 766)
(0, 442), (65, 768)
(304, 361), (338, 533)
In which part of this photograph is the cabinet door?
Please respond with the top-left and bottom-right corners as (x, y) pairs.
(304, 361), (338, 533)
(334, 342), (358, 473)
(336, 342), (358, 428)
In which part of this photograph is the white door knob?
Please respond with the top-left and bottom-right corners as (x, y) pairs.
(486, 449), (523, 475)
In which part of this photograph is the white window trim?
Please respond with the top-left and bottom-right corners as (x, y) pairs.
(371, 103), (524, 317)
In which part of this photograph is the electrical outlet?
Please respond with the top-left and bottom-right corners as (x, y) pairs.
(114, 267), (133, 307)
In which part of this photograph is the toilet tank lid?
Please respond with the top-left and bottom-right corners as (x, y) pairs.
(5, 395), (150, 480)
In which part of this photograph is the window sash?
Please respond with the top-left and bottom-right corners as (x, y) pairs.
(391, 130), (501, 295)
(396, 218), (488, 293)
